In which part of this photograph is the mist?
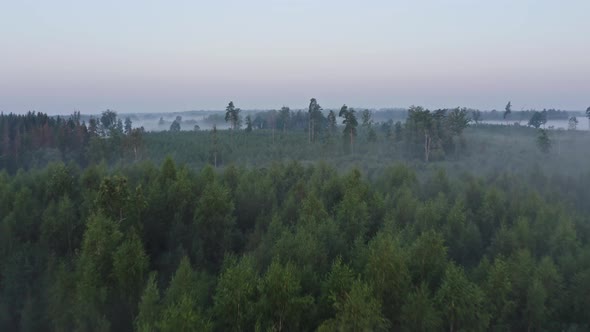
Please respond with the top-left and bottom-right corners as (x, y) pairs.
(2, 0), (590, 330)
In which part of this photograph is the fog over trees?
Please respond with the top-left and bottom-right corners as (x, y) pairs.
(2, 0), (589, 329)
(1, 99), (590, 331)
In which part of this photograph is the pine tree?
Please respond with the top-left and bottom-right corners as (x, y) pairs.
(135, 273), (161, 332)
(503, 101), (512, 123)
(338, 104), (358, 154)
(225, 101), (241, 131)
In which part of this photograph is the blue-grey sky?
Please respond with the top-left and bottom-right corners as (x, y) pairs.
(1, 0), (589, 114)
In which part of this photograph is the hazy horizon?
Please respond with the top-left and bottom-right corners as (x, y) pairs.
(1, 0), (589, 114)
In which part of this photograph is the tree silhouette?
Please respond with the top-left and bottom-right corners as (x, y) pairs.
(503, 102), (512, 123)
(308, 98), (322, 143)
(224, 101), (241, 131)
(339, 105), (358, 154)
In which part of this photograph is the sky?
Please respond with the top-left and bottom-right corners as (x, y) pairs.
(1, 0), (589, 114)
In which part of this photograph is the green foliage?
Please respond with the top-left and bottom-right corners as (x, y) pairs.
(157, 256), (212, 331)
(193, 181), (236, 268)
(400, 283), (441, 332)
(525, 278), (547, 331)
(307, 98), (324, 143)
(96, 175), (131, 222)
(364, 232), (411, 324)
(483, 257), (514, 329)
(336, 188), (369, 243)
(213, 255), (258, 331)
(47, 261), (76, 332)
(77, 214), (123, 285)
(41, 195), (79, 255)
(1, 122), (590, 330)
(447, 107), (471, 136)
(327, 109), (336, 135)
(322, 257), (355, 310)
(113, 231), (149, 312)
(570, 268), (590, 325)
(407, 231), (447, 289)
(163, 256), (199, 306)
(74, 213), (123, 331)
(339, 104), (358, 154)
(258, 258), (313, 331)
(100, 109), (118, 136)
(528, 111), (547, 129)
(135, 273), (161, 332)
(225, 101), (242, 131)
(405, 106), (434, 161)
(436, 263), (490, 331)
(320, 279), (389, 332)
(158, 296), (211, 332)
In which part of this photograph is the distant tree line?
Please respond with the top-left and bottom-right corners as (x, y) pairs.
(217, 100), (472, 162)
(2, 102), (588, 172)
(484, 108), (571, 122)
(0, 111), (88, 172)
(0, 110), (144, 173)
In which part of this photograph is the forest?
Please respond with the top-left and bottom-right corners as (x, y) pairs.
(1, 101), (590, 331)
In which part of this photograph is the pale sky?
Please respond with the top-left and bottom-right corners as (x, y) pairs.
(1, 0), (589, 114)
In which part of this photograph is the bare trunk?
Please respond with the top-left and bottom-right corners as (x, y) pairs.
(133, 146), (138, 162)
(424, 131), (430, 162)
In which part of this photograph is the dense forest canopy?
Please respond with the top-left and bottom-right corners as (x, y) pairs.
(1, 101), (590, 331)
